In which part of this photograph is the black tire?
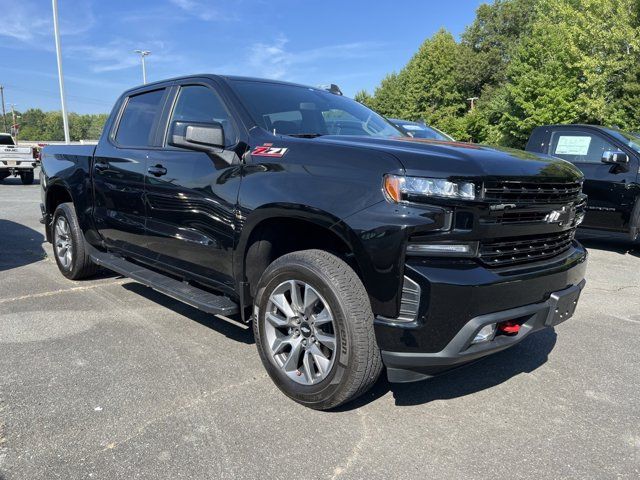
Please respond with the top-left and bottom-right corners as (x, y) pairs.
(253, 250), (382, 410)
(52, 202), (98, 280)
(0, 172), (9, 182)
(20, 170), (34, 185)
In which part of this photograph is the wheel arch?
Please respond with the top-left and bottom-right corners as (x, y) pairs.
(44, 181), (75, 242)
(235, 205), (370, 312)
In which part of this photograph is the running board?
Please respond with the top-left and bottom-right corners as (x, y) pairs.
(89, 251), (239, 316)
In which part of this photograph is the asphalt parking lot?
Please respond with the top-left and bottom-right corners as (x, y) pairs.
(0, 172), (639, 480)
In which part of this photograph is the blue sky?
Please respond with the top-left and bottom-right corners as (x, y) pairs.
(0, 0), (486, 114)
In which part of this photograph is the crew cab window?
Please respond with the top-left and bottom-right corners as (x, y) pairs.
(0, 135), (15, 146)
(169, 85), (236, 147)
(549, 131), (616, 164)
(115, 89), (165, 147)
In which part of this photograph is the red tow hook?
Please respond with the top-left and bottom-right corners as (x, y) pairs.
(497, 321), (520, 335)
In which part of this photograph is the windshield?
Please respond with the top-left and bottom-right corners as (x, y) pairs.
(229, 80), (404, 138)
(396, 122), (452, 141)
(0, 135), (15, 146)
(611, 129), (640, 154)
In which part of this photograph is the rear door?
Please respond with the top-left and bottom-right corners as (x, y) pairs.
(546, 128), (637, 231)
(92, 87), (169, 257)
(142, 81), (243, 291)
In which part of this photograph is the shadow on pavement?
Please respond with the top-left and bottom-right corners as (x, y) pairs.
(0, 219), (47, 272)
(0, 175), (41, 186)
(576, 230), (639, 258)
(122, 282), (255, 345)
(337, 328), (557, 410)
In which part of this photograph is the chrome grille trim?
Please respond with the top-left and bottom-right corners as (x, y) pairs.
(483, 180), (582, 204)
(479, 230), (576, 267)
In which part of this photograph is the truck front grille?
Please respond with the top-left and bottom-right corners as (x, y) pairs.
(483, 181), (582, 204)
(479, 230), (575, 267)
(492, 210), (549, 224)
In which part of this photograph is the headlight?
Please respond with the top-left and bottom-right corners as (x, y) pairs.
(384, 174), (476, 203)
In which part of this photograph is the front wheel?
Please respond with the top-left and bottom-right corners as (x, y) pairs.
(253, 250), (382, 410)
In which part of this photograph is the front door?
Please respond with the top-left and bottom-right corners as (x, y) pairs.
(93, 87), (169, 257)
(547, 129), (638, 231)
(143, 83), (243, 291)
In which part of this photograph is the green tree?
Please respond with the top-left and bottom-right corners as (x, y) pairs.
(399, 29), (469, 139)
(15, 109), (108, 141)
(461, 0), (540, 92)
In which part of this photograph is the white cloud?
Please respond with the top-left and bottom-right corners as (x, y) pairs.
(246, 35), (386, 80)
(168, 0), (231, 21)
(0, 0), (95, 45)
(66, 40), (175, 74)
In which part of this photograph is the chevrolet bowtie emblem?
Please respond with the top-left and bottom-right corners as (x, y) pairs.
(545, 210), (562, 223)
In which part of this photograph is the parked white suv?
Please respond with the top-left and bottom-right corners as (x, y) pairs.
(0, 133), (37, 184)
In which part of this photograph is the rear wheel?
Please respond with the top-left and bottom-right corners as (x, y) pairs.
(253, 250), (382, 410)
(52, 203), (98, 280)
(20, 170), (34, 185)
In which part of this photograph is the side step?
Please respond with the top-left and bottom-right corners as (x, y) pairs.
(89, 251), (239, 316)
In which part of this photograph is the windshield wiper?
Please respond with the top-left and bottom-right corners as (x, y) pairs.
(285, 133), (325, 138)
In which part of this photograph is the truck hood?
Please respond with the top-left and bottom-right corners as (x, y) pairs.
(315, 136), (583, 182)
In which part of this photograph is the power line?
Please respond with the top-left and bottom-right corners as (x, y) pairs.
(2, 84), (113, 108)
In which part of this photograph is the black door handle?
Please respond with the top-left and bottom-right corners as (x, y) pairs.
(94, 161), (109, 171)
(148, 165), (167, 177)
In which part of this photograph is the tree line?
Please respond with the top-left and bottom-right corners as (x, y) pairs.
(5, 109), (108, 142)
(356, 0), (640, 148)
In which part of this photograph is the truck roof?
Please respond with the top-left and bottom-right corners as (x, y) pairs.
(121, 74), (328, 97)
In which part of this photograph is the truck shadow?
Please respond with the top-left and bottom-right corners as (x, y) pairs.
(0, 176), (41, 186)
(121, 282), (255, 345)
(576, 230), (639, 258)
(338, 329), (557, 410)
(0, 219), (47, 272)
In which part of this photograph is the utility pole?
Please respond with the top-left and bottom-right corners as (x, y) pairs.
(0, 85), (6, 133)
(467, 97), (479, 111)
(10, 104), (18, 143)
(52, 0), (70, 143)
(134, 50), (151, 84)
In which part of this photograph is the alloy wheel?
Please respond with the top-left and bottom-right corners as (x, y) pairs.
(54, 216), (73, 270)
(264, 280), (337, 385)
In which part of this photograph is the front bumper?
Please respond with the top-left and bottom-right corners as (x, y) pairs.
(376, 242), (588, 382)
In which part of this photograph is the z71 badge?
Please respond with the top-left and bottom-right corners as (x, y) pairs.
(251, 143), (289, 157)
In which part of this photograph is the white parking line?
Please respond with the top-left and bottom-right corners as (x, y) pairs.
(0, 280), (127, 305)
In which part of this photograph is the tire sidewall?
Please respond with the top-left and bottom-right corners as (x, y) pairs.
(52, 204), (80, 279)
(254, 260), (358, 408)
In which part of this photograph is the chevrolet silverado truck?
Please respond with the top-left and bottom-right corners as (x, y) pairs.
(40, 75), (588, 409)
(527, 124), (640, 240)
(1, 133), (38, 184)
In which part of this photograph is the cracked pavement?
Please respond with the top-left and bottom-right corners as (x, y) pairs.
(1, 173), (639, 479)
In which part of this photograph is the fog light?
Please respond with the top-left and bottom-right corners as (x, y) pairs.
(472, 323), (496, 344)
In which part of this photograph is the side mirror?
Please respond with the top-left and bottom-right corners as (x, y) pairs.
(601, 150), (629, 165)
(169, 121), (225, 152)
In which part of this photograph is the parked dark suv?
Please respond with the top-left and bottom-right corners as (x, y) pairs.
(527, 124), (640, 240)
(41, 75), (588, 409)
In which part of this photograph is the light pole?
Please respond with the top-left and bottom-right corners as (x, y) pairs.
(134, 50), (151, 84)
(467, 97), (479, 111)
(0, 85), (7, 133)
(52, 0), (70, 143)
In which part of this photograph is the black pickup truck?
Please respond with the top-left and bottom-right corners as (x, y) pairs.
(41, 75), (588, 409)
(527, 124), (640, 240)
